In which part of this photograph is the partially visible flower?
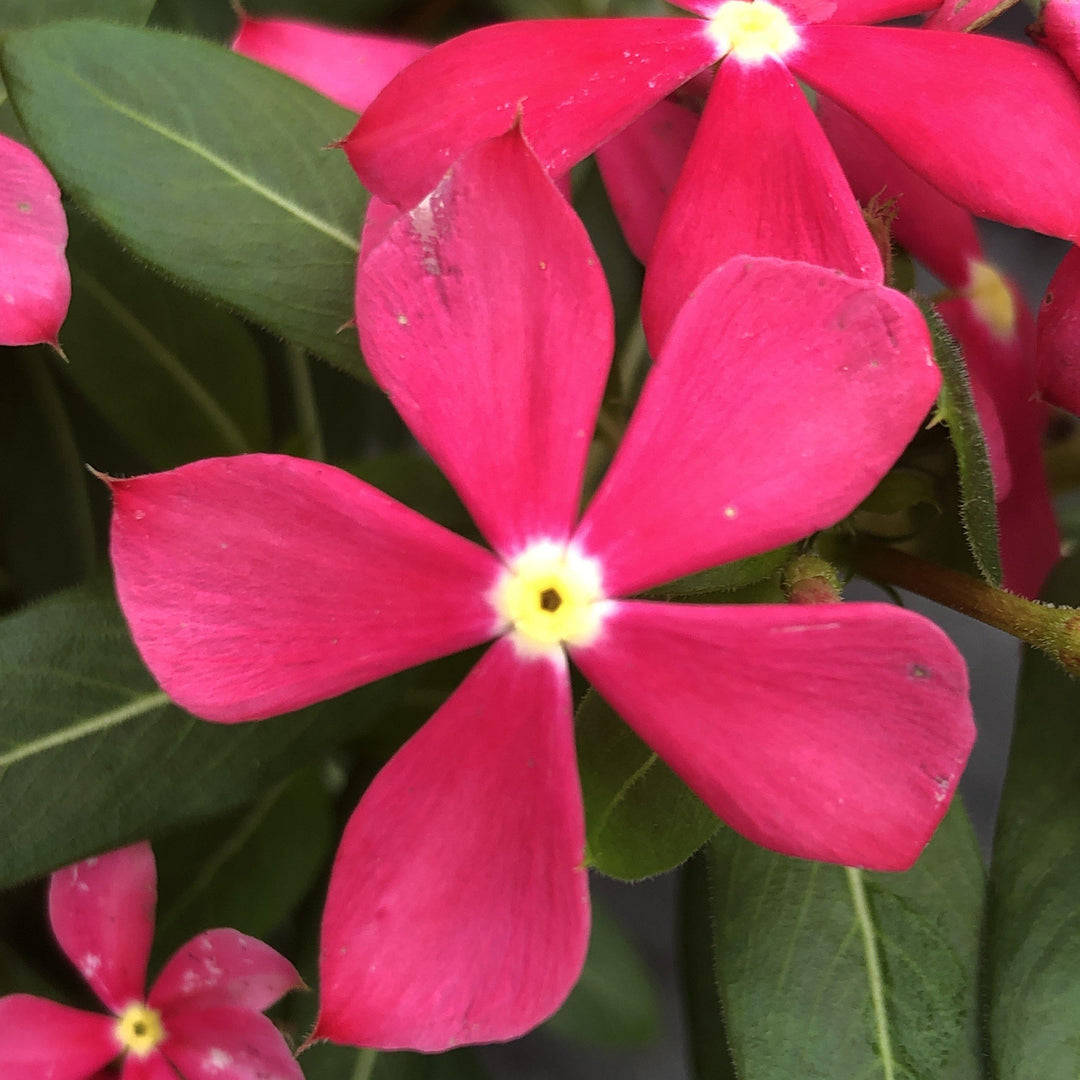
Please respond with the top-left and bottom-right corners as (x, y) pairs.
(1030, 0), (1080, 81)
(0, 132), (69, 348)
(106, 129), (975, 1051)
(1037, 245), (1080, 418)
(0, 842), (303, 1080)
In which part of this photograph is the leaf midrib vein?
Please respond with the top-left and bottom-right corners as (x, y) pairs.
(846, 867), (896, 1080)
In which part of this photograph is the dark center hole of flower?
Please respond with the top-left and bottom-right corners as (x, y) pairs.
(539, 587), (563, 613)
(133, 1022), (147, 1037)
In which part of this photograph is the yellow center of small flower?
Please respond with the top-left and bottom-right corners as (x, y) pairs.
(492, 541), (607, 657)
(965, 260), (1016, 339)
(707, 0), (800, 63)
(115, 1003), (165, 1057)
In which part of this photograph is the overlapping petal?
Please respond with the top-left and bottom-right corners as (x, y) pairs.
(149, 930), (301, 1015)
(109, 455), (500, 722)
(571, 600), (974, 870)
(643, 56), (881, 349)
(0, 133), (70, 347)
(121, 1054), (180, 1080)
(576, 256), (939, 597)
(923, 0), (1015, 32)
(344, 18), (721, 208)
(318, 637), (588, 1052)
(1031, 0), (1080, 80)
(1037, 245), (1080, 417)
(356, 128), (613, 558)
(231, 14), (428, 114)
(0, 997), (119, 1080)
(162, 1007), (302, 1080)
(48, 844), (156, 1014)
(790, 26), (1080, 241)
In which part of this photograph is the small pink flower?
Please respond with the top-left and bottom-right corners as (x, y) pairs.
(0, 132), (69, 348)
(106, 129), (974, 1051)
(0, 842), (303, 1080)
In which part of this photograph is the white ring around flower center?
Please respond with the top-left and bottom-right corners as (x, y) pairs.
(706, 0), (800, 63)
(492, 541), (608, 658)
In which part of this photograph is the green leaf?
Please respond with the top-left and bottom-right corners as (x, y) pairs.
(916, 298), (1002, 586)
(544, 898), (660, 1046)
(59, 213), (270, 468)
(1, 22), (367, 375)
(0, 579), (394, 889)
(152, 767), (333, 959)
(577, 690), (720, 881)
(0, 0), (154, 30)
(986, 552), (1080, 1078)
(643, 545), (794, 599)
(301, 1046), (490, 1080)
(702, 804), (984, 1080)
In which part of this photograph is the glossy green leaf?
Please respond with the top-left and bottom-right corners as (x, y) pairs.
(577, 690), (720, 881)
(59, 213), (270, 469)
(544, 899), (660, 1046)
(703, 804), (984, 1080)
(1, 22), (367, 375)
(0, 579), (394, 889)
(917, 298), (1002, 586)
(986, 552), (1080, 1078)
(152, 767), (333, 959)
(0, 0), (154, 30)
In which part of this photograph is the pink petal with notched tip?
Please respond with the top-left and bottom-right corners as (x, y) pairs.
(0, 133), (70, 347)
(643, 56), (881, 350)
(120, 1053), (180, 1080)
(317, 637), (588, 1052)
(356, 128), (612, 559)
(344, 18), (721, 209)
(577, 256), (938, 598)
(790, 25), (1080, 241)
(162, 1007), (301, 1080)
(149, 930), (300, 1016)
(108, 454), (500, 723)
(0, 995), (119, 1080)
(571, 600), (974, 870)
(1037, 245), (1080, 417)
(1031, 0), (1080, 81)
(230, 14), (429, 114)
(816, 95), (981, 291)
(49, 843), (156, 1014)
(594, 98), (698, 263)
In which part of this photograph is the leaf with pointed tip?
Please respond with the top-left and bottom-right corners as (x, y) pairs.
(1, 21), (367, 375)
(0, 0), (154, 30)
(986, 552), (1080, 1078)
(701, 804), (984, 1080)
(917, 298), (1002, 587)
(577, 690), (720, 882)
(59, 213), (270, 468)
(0, 579), (394, 889)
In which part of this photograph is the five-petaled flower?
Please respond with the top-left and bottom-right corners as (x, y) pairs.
(105, 129), (975, 1052)
(0, 841), (303, 1080)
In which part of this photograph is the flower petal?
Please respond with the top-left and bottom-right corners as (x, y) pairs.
(643, 56), (881, 349)
(1032, 0), (1080, 80)
(121, 1052), (181, 1080)
(149, 930), (301, 1015)
(576, 256), (938, 597)
(109, 454), (500, 722)
(356, 128), (613, 558)
(821, 0), (939, 21)
(344, 18), (720, 208)
(790, 25), (1080, 240)
(923, 0), (1014, 32)
(594, 98), (698, 263)
(1037, 245), (1080, 417)
(162, 1007), (301, 1080)
(49, 843), (156, 1014)
(571, 600), (975, 870)
(0, 133), (69, 347)
(231, 14), (428, 114)
(317, 637), (588, 1051)
(0, 996), (119, 1080)
(816, 95), (981, 290)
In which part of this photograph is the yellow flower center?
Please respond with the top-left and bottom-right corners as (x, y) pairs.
(115, 1003), (165, 1057)
(707, 0), (800, 62)
(965, 260), (1016, 339)
(492, 541), (607, 657)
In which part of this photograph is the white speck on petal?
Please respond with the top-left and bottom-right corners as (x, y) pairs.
(81, 954), (101, 976)
(205, 1048), (233, 1071)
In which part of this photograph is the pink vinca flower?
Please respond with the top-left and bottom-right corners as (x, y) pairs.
(345, 0), (1080, 351)
(0, 842), (303, 1080)
(818, 98), (1060, 597)
(0, 132), (70, 348)
(106, 130), (975, 1051)
(1037, 245), (1080, 418)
